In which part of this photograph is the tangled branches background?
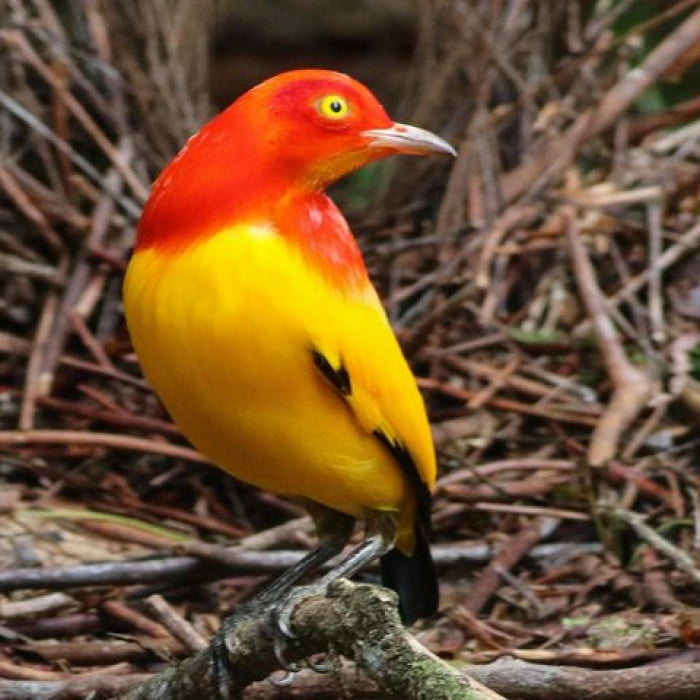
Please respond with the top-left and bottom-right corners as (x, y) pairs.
(1, 1), (700, 698)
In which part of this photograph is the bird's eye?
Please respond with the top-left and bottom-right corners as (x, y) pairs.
(317, 94), (349, 120)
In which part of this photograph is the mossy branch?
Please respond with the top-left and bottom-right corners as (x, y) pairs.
(119, 579), (502, 700)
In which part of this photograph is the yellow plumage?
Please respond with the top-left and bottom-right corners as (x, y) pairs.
(124, 222), (436, 553)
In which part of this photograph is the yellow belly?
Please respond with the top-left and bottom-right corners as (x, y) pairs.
(123, 224), (410, 519)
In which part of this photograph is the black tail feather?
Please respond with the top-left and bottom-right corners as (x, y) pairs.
(380, 521), (438, 624)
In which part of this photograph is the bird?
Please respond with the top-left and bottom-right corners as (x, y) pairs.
(123, 69), (455, 624)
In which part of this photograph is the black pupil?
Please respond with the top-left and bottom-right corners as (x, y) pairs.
(330, 100), (343, 113)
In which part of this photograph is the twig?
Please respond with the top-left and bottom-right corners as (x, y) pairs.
(420, 376), (600, 426)
(0, 29), (149, 202)
(608, 505), (700, 585)
(0, 592), (76, 619)
(0, 540), (600, 593)
(464, 657), (700, 700)
(143, 594), (207, 652)
(0, 675), (154, 700)
(646, 197), (665, 343)
(100, 600), (171, 640)
(17, 257), (67, 429)
(0, 429), (206, 462)
(565, 210), (652, 466)
(463, 517), (558, 614)
(576, 218), (700, 336)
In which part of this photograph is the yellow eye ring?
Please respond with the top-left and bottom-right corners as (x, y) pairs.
(317, 94), (349, 120)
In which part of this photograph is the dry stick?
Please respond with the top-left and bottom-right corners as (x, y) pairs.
(475, 204), (541, 289)
(0, 429), (205, 462)
(7, 657), (700, 700)
(0, 165), (64, 251)
(462, 517), (558, 614)
(0, 330), (31, 355)
(467, 355), (521, 410)
(39, 138), (134, 389)
(0, 592), (76, 619)
(17, 256), (67, 430)
(8, 612), (101, 641)
(0, 540), (597, 593)
(0, 659), (67, 682)
(610, 506), (700, 585)
(0, 89), (140, 220)
(445, 356), (598, 407)
(419, 377), (599, 427)
(500, 6), (700, 206)
(576, 218), (700, 336)
(0, 252), (60, 282)
(443, 476), (573, 503)
(14, 639), (182, 666)
(100, 600), (171, 640)
(68, 310), (115, 370)
(120, 580), (502, 700)
(565, 211), (652, 467)
(0, 675), (154, 699)
(143, 595), (207, 652)
(646, 196), (665, 343)
(464, 657), (700, 700)
(37, 395), (182, 436)
(438, 459), (577, 487)
(472, 503), (587, 521)
(237, 515), (313, 550)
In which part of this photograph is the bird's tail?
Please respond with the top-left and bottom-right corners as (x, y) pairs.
(380, 520), (438, 624)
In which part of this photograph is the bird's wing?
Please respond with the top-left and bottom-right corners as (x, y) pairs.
(309, 288), (436, 523)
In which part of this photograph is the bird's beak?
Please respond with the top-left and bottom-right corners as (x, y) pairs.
(362, 122), (457, 157)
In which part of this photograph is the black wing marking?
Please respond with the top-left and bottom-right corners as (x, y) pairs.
(311, 348), (351, 396)
(374, 430), (437, 622)
(310, 347), (431, 531)
(373, 430), (432, 535)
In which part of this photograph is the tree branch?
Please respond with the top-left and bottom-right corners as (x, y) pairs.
(119, 580), (503, 700)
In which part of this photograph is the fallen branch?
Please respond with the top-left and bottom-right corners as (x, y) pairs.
(0, 675), (153, 700)
(0, 540), (598, 593)
(464, 657), (700, 700)
(120, 579), (503, 700)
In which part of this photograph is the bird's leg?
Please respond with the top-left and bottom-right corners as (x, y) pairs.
(212, 506), (354, 693)
(254, 504), (355, 604)
(275, 531), (392, 638)
(315, 510), (397, 587)
(254, 541), (341, 604)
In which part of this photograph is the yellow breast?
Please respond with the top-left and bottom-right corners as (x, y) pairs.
(123, 223), (434, 523)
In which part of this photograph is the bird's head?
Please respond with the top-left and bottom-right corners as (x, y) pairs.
(137, 69), (455, 251)
(236, 69), (456, 188)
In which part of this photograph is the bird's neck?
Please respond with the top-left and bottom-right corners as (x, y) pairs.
(135, 154), (368, 290)
(273, 190), (368, 289)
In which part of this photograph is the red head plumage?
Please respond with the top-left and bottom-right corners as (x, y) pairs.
(136, 69), (454, 256)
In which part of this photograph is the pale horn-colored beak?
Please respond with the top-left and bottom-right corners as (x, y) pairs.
(362, 122), (456, 157)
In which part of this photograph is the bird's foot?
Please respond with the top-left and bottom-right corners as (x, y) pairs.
(273, 580), (332, 639)
(211, 587), (323, 694)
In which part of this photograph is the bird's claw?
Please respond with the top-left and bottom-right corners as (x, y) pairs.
(273, 632), (302, 673)
(268, 669), (297, 687)
(307, 654), (330, 674)
(273, 581), (329, 639)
